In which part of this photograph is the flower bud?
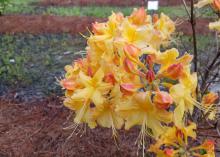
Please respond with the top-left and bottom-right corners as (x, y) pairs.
(124, 44), (141, 58)
(146, 55), (155, 70)
(104, 73), (116, 85)
(120, 83), (136, 95)
(164, 148), (174, 156)
(60, 78), (77, 91)
(153, 14), (159, 24)
(123, 58), (135, 73)
(146, 70), (155, 83)
(212, 0), (220, 11)
(92, 22), (105, 35)
(166, 63), (184, 79)
(153, 91), (173, 109)
(130, 7), (146, 25)
(202, 92), (219, 106)
(87, 67), (93, 77)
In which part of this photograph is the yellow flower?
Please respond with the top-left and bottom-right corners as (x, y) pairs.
(191, 140), (216, 157)
(202, 92), (219, 106)
(195, 0), (213, 8)
(202, 92), (219, 120)
(170, 84), (198, 127)
(209, 20), (220, 31)
(129, 7), (147, 25)
(116, 92), (173, 138)
(70, 68), (112, 124)
(154, 13), (175, 41)
(149, 123), (197, 157)
(91, 85), (124, 136)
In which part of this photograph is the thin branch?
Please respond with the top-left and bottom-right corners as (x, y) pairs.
(182, 0), (191, 18)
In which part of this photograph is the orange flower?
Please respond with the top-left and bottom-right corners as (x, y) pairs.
(153, 91), (173, 109)
(120, 83), (137, 95)
(129, 7), (146, 25)
(165, 63), (184, 80)
(212, 0), (220, 11)
(146, 54), (156, 70)
(124, 44), (141, 58)
(202, 140), (215, 150)
(104, 73), (116, 85)
(123, 58), (135, 73)
(92, 22), (106, 35)
(115, 12), (124, 22)
(164, 148), (174, 157)
(60, 78), (78, 91)
(153, 14), (159, 24)
(87, 66), (93, 77)
(146, 70), (155, 83)
(202, 92), (219, 106)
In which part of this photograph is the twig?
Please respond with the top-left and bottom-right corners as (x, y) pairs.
(182, 0), (191, 18)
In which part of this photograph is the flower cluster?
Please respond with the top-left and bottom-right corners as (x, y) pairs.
(60, 8), (216, 156)
(149, 122), (215, 157)
(195, 0), (220, 31)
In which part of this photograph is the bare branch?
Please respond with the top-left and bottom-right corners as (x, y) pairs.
(182, 0), (191, 19)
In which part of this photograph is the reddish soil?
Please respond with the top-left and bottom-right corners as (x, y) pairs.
(0, 97), (147, 157)
(0, 15), (211, 35)
(39, 0), (190, 7)
(0, 15), (104, 35)
(0, 97), (220, 157)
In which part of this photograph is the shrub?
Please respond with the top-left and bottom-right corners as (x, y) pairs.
(60, 7), (218, 156)
(0, 0), (10, 15)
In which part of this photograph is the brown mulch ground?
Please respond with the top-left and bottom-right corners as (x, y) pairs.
(0, 97), (220, 157)
(39, 0), (190, 7)
(0, 15), (211, 35)
(0, 15), (103, 35)
(0, 97), (146, 157)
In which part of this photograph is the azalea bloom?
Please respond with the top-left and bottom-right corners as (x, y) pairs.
(153, 91), (173, 109)
(149, 123), (215, 157)
(195, 0), (220, 11)
(209, 20), (220, 31)
(116, 92), (173, 138)
(170, 84), (200, 127)
(195, 0), (214, 8)
(60, 7), (215, 156)
(202, 92), (219, 106)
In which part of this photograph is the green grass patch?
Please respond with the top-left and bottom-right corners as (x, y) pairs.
(0, 34), (86, 94)
(172, 34), (214, 53)
(44, 5), (216, 18)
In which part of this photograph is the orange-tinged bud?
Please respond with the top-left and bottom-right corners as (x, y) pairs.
(202, 92), (219, 106)
(124, 44), (141, 58)
(164, 148), (174, 156)
(123, 58), (135, 73)
(212, 0), (220, 11)
(146, 55), (156, 70)
(120, 83), (136, 95)
(166, 63), (184, 79)
(116, 12), (124, 22)
(201, 140), (215, 150)
(87, 67), (93, 77)
(146, 70), (155, 83)
(153, 14), (159, 24)
(176, 129), (184, 139)
(104, 73), (116, 85)
(61, 78), (77, 91)
(92, 22), (105, 35)
(153, 91), (173, 109)
(130, 7), (147, 25)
